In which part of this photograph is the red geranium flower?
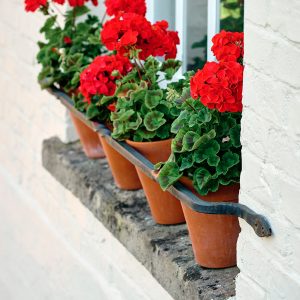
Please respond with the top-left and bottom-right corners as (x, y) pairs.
(211, 30), (244, 62)
(105, 0), (146, 16)
(190, 61), (243, 113)
(79, 55), (132, 104)
(52, 0), (65, 4)
(101, 13), (179, 60)
(68, 0), (85, 6)
(107, 102), (116, 112)
(63, 36), (72, 44)
(66, 0), (98, 6)
(24, 0), (47, 12)
(150, 20), (179, 59)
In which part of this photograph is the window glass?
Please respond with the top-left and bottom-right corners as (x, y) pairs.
(186, 0), (208, 71)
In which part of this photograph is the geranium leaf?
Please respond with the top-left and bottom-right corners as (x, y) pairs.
(182, 131), (201, 151)
(144, 111), (166, 131)
(156, 123), (171, 140)
(229, 124), (241, 147)
(179, 153), (194, 171)
(216, 151), (240, 175)
(158, 162), (182, 190)
(86, 104), (99, 120)
(171, 129), (186, 153)
(193, 168), (220, 195)
(145, 90), (163, 109)
(127, 113), (142, 130)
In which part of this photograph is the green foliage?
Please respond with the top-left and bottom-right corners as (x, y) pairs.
(220, 0), (244, 32)
(110, 56), (184, 142)
(37, 8), (106, 92)
(156, 97), (241, 195)
(73, 93), (112, 123)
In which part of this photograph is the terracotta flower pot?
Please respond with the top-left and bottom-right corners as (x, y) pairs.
(126, 139), (185, 225)
(180, 177), (240, 268)
(69, 112), (105, 159)
(98, 134), (142, 190)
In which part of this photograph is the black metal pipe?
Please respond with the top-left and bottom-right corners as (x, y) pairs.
(48, 87), (272, 237)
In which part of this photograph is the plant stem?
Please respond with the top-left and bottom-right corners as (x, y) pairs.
(72, 8), (76, 31)
(51, 3), (64, 18)
(133, 58), (142, 80)
(47, 6), (63, 28)
(101, 12), (107, 24)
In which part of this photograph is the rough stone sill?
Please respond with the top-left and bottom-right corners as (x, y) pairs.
(42, 137), (239, 300)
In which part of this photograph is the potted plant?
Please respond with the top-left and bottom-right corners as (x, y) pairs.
(77, 54), (143, 190)
(25, 0), (107, 158)
(99, 12), (186, 224)
(156, 31), (244, 267)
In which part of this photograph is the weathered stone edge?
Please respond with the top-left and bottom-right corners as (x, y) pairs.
(42, 137), (239, 300)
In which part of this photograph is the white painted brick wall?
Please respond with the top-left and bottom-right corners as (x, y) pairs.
(0, 1), (172, 299)
(236, 0), (300, 299)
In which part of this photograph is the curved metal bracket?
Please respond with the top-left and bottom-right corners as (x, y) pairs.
(49, 87), (272, 237)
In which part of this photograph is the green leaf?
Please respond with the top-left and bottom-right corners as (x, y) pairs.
(71, 71), (80, 86)
(130, 89), (146, 102)
(229, 124), (241, 147)
(179, 153), (194, 171)
(171, 129), (185, 153)
(113, 109), (135, 122)
(86, 104), (99, 119)
(156, 123), (171, 140)
(171, 110), (189, 133)
(193, 168), (219, 195)
(144, 111), (166, 131)
(160, 59), (182, 80)
(183, 129), (216, 152)
(40, 16), (57, 33)
(193, 139), (220, 166)
(127, 113), (142, 130)
(145, 90), (163, 109)
(216, 151), (240, 175)
(182, 131), (201, 151)
(135, 128), (157, 140)
(158, 162), (182, 190)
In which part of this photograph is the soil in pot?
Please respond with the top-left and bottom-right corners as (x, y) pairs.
(126, 139), (185, 225)
(180, 177), (240, 268)
(70, 112), (105, 159)
(98, 134), (142, 190)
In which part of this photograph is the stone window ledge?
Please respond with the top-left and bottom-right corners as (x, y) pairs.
(42, 137), (239, 300)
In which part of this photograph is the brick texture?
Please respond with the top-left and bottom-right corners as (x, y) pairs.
(0, 1), (173, 299)
(236, 0), (300, 299)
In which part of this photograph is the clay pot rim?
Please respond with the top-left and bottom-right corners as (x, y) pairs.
(126, 138), (172, 146)
(180, 175), (240, 202)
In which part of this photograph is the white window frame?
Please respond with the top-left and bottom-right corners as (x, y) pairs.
(146, 0), (221, 74)
(207, 0), (220, 61)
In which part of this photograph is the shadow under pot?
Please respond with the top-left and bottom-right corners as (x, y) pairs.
(69, 112), (105, 159)
(98, 134), (142, 190)
(180, 177), (241, 269)
(126, 139), (185, 225)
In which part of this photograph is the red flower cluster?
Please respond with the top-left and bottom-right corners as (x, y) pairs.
(101, 13), (179, 60)
(105, 0), (146, 16)
(190, 61), (243, 113)
(25, 0), (47, 12)
(25, 0), (97, 12)
(67, 0), (98, 6)
(79, 55), (132, 104)
(211, 30), (244, 62)
(63, 36), (72, 44)
(150, 21), (180, 59)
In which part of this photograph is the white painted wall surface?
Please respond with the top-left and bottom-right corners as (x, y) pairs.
(0, 1), (173, 299)
(236, 0), (300, 299)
